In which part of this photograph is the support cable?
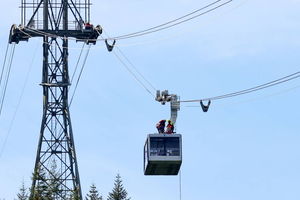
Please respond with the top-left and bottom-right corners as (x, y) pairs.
(180, 71), (300, 103)
(111, 0), (232, 40)
(0, 44), (16, 117)
(69, 44), (91, 106)
(116, 47), (157, 92)
(111, 0), (223, 40)
(112, 50), (155, 98)
(23, 0), (233, 42)
(0, 43), (38, 159)
(0, 43), (10, 90)
(100, 30), (156, 98)
(70, 43), (86, 84)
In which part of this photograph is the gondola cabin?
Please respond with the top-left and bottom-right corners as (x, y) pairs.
(144, 134), (182, 175)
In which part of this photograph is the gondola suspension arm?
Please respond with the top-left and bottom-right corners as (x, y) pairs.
(155, 90), (180, 125)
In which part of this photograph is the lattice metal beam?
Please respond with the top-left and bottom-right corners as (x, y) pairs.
(9, 0), (101, 199)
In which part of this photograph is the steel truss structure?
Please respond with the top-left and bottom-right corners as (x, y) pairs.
(9, 0), (101, 199)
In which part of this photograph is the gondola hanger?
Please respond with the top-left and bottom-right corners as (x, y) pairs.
(105, 39), (116, 52)
(200, 100), (211, 112)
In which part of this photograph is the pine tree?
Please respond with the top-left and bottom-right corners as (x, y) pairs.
(16, 182), (29, 200)
(30, 159), (61, 199)
(107, 174), (131, 200)
(46, 160), (60, 199)
(30, 167), (48, 200)
(85, 184), (102, 200)
(68, 188), (80, 200)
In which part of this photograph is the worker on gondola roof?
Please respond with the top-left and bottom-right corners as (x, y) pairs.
(165, 120), (174, 134)
(156, 120), (166, 134)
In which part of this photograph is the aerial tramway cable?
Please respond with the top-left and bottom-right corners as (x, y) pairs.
(180, 71), (300, 103)
(110, 0), (226, 40)
(70, 43), (86, 84)
(116, 47), (157, 92)
(23, 0), (233, 42)
(0, 43), (16, 117)
(112, 50), (155, 98)
(110, 0), (233, 41)
(69, 44), (92, 106)
(100, 30), (157, 98)
(0, 42), (38, 159)
(0, 43), (10, 90)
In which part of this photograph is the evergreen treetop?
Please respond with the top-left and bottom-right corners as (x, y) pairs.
(107, 174), (130, 200)
(16, 182), (29, 200)
(85, 184), (102, 200)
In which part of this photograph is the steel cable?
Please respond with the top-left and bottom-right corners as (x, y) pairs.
(0, 43), (10, 93)
(69, 44), (91, 106)
(100, 31), (156, 98)
(0, 44), (16, 117)
(110, 0), (224, 40)
(23, 0), (233, 42)
(112, 50), (155, 98)
(111, 0), (233, 40)
(116, 47), (157, 92)
(180, 71), (300, 103)
(0, 43), (38, 159)
(70, 43), (86, 84)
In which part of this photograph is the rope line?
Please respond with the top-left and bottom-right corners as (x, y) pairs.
(22, 0), (233, 42)
(100, 30), (156, 98)
(70, 43), (86, 84)
(111, 0), (233, 40)
(179, 170), (182, 200)
(0, 44), (16, 117)
(69, 44), (91, 106)
(180, 71), (300, 103)
(116, 47), (157, 91)
(112, 50), (155, 98)
(0, 43), (38, 159)
(0, 43), (10, 92)
(111, 0), (224, 40)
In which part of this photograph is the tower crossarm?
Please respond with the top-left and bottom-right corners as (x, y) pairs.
(9, 24), (102, 44)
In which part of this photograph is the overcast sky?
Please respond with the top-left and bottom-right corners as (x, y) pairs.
(1, 0), (300, 199)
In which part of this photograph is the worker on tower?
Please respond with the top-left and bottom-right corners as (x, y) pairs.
(84, 22), (93, 30)
(156, 120), (166, 133)
(165, 120), (174, 134)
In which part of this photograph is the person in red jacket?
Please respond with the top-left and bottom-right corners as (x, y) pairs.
(165, 120), (174, 134)
(156, 120), (166, 133)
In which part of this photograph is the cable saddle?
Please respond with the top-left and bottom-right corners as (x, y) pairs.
(200, 100), (211, 112)
(105, 39), (116, 52)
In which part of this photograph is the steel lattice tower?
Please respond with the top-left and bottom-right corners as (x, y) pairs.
(9, 0), (101, 199)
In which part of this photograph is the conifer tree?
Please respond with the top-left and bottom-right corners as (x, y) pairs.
(31, 167), (48, 199)
(85, 184), (102, 200)
(107, 174), (131, 200)
(16, 182), (29, 200)
(46, 160), (60, 198)
(68, 188), (80, 200)
(30, 159), (60, 199)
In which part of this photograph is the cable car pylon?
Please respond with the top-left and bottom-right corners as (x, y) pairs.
(9, 1), (101, 199)
(144, 90), (182, 176)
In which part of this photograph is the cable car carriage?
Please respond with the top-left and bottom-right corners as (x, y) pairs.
(144, 90), (182, 175)
(144, 133), (182, 175)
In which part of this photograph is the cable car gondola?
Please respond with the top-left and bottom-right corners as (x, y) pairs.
(144, 133), (182, 175)
(144, 90), (182, 175)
